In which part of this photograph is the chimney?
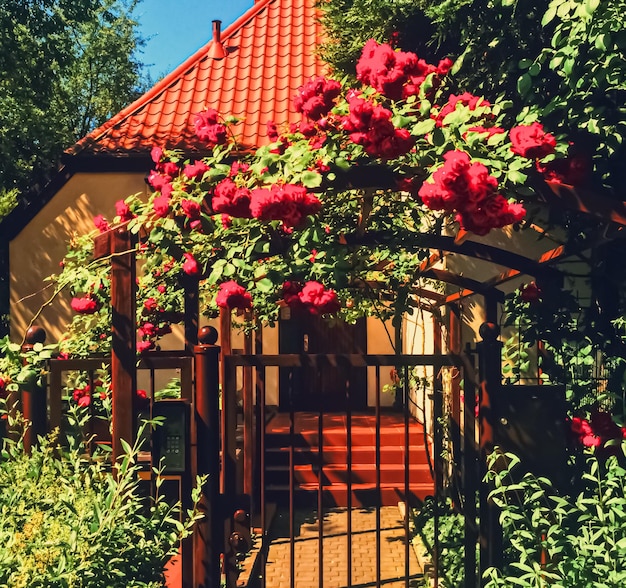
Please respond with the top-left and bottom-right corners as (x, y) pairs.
(208, 19), (226, 60)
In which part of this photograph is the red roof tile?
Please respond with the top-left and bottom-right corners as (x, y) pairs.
(68, 0), (327, 157)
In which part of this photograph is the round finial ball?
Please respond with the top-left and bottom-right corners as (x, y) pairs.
(198, 325), (218, 345)
(479, 322), (500, 341)
(25, 326), (46, 345)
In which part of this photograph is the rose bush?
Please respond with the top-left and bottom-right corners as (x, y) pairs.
(34, 37), (567, 361)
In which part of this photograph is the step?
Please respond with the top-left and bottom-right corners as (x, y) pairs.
(265, 428), (427, 449)
(265, 444), (430, 467)
(265, 463), (432, 486)
(265, 482), (434, 508)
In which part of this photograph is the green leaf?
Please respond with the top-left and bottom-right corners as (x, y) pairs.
(301, 171), (323, 188)
(517, 74), (532, 97)
(255, 278), (274, 293)
(411, 118), (436, 136)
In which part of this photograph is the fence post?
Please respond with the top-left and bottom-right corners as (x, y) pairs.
(21, 326), (47, 452)
(477, 321), (503, 579)
(193, 326), (221, 588)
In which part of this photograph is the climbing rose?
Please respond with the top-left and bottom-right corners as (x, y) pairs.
(212, 179), (252, 218)
(144, 297), (159, 312)
(138, 322), (158, 339)
(571, 416), (601, 447)
(194, 109), (228, 147)
(456, 198), (525, 236)
(151, 146), (164, 163)
(250, 184), (321, 227)
(356, 39), (451, 101)
(216, 281), (252, 310)
(419, 150), (525, 235)
(71, 296), (98, 314)
(153, 195), (170, 218)
(93, 215), (110, 233)
(342, 95), (414, 160)
(115, 200), (135, 222)
(281, 281), (304, 308)
(73, 385), (91, 407)
(298, 281), (341, 315)
(520, 282), (542, 303)
(137, 340), (155, 353)
(182, 252), (200, 276)
(183, 160), (210, 180)
(435, 93), (490, 127)
(510, 122), (556, 159)
(181, 199), (201, 220)
(293, 76), (342, 120)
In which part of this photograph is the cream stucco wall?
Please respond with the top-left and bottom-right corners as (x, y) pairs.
(10, 172), (149, 342)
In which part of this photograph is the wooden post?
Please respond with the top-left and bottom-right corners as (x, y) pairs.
(194, 326), (221, 588)
(477, 321), (503, 579)
(109, 226), (137, 463)
(21, 326), (47, 452)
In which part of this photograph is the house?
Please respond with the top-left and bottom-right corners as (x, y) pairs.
(5, 0), (408, 411)
(4, 0), (580, 412)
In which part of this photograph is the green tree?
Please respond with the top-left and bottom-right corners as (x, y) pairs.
(0, 0), (147, 198)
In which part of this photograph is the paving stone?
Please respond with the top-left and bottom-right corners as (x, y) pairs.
(248, 506), (423, 587)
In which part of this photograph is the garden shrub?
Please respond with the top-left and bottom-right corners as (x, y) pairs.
(0, 421), (204, 588)
(484, 451), (626, 587)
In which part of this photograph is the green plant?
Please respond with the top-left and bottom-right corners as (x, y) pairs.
(0, 419), (205, 587)
(485, 450), (626, 587)
(413, 496), (467, 587)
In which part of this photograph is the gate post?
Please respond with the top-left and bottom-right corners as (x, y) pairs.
(21, 326), (48, 452)
(477, 321), (503, 579)
(193, 326), (221, 588)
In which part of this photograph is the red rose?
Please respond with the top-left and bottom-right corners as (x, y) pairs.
(571, 417), (601, 447)
(435, 93), (490, 127)
(138, 322), (158, 339)
(216, 281), (252, 310)
(510, 122), (556, 159)
(212, 179), (252, 218)
(93, 215), (110, 233)
(182, 252), (200, 276)
(520, 282), (542, 303)
(144, 297), (159, 312)
(293, 76), (342, 120)
(181, 199), (202, 220)
(137, 340), (155, 353)
(153, 195), (170, 218)
(71, 296), (98, 314)
(183, 160), (210, 180)
(151, 146), (164, 163)
(115, 200), (135, 222)
(355, 39), (444, 101)
(194, 109), (228, 147)
(250, 184), (321, 228)
(298, 281), (341, 315)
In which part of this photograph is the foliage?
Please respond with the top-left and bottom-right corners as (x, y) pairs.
(0, 419), (205, 587)
(413, 496), (466, 587)
(0, 190), (18, 223)
(502, 239), (626, 412)
(319, 0), (626, 195)
(484, 450), (626, 587)
(38, 39), (564, 353)
(0, 0), (147, 194)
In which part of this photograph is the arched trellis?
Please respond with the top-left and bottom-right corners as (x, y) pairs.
(20, 177), (626, 588)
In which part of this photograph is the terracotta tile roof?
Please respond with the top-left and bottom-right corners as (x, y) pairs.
(67, 0), (327, 157)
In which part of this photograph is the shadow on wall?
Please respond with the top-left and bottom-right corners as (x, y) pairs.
(10, 172), (149, 342)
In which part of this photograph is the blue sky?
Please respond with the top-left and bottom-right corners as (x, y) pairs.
(136, 0), (254, 81)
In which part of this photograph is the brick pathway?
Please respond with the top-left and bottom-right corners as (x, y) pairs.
(250, 506), (423, 588)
